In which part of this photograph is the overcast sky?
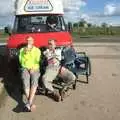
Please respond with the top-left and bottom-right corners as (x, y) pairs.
(0, 0), (120, 28)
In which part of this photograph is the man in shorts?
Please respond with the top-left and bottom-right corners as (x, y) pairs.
(19, 36), (41, 112)
(42, 39), (76, 102)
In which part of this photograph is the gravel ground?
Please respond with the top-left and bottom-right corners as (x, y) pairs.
(0, 41), (120, 120)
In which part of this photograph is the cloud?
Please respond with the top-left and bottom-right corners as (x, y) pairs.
(63, 0), (87, 22)
(81, 14), (90, 21)
(0, 0), (15, 27)
(104, 3), (120, 16)
(104, 4), (116, 16)
(80, 13), (120, 26)
(0, 0), (14, 17)
(92, 3), (120, 17)
(0, 16), (14, 28)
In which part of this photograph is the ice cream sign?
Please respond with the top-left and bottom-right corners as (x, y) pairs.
(24, 0), (53, 12)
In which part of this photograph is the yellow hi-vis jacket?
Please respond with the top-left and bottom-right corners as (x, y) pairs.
(19, 46), (41, 70)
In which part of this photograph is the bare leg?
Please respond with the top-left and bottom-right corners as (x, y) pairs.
(24, 88), (30, 100)
(28, 70), (40, 110)
(28, 86), (37, 105)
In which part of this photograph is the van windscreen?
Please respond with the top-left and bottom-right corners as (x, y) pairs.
(13, 15), (66, 33)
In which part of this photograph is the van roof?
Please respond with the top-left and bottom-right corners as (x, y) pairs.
(15, 0), (64, 15)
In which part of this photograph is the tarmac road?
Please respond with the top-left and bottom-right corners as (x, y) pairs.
(0, 39), (120, 120)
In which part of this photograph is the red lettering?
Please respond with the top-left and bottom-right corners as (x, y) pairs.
(28, 0), (48, 4)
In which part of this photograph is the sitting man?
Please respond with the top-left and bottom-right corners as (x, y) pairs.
(19, 36), (41, 112)
(42, 39), (76, 102)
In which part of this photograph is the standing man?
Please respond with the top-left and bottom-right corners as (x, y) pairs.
(42, 39), (76, 102)
(19, 36), (41, 112)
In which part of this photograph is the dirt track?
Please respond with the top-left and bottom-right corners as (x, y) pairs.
(0, 42), (120, 120)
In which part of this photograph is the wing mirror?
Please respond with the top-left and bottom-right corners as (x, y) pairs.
(4, 26), (11, 36)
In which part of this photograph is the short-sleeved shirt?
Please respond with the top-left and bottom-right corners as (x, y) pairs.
(43, 48), (62, 67)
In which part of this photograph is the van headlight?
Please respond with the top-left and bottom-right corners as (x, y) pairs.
(9, 48), (18, 57)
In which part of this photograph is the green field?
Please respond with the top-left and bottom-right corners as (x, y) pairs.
(0, 26), (120, 43)
(72, 26), (120, 36)
(0, 31), (8, 42)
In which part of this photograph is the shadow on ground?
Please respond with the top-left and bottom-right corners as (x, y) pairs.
(0, 55), (24, 113)
(0, 55), (90, 112)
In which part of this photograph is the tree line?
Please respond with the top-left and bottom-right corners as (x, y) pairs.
(69, 20), (120, 36)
